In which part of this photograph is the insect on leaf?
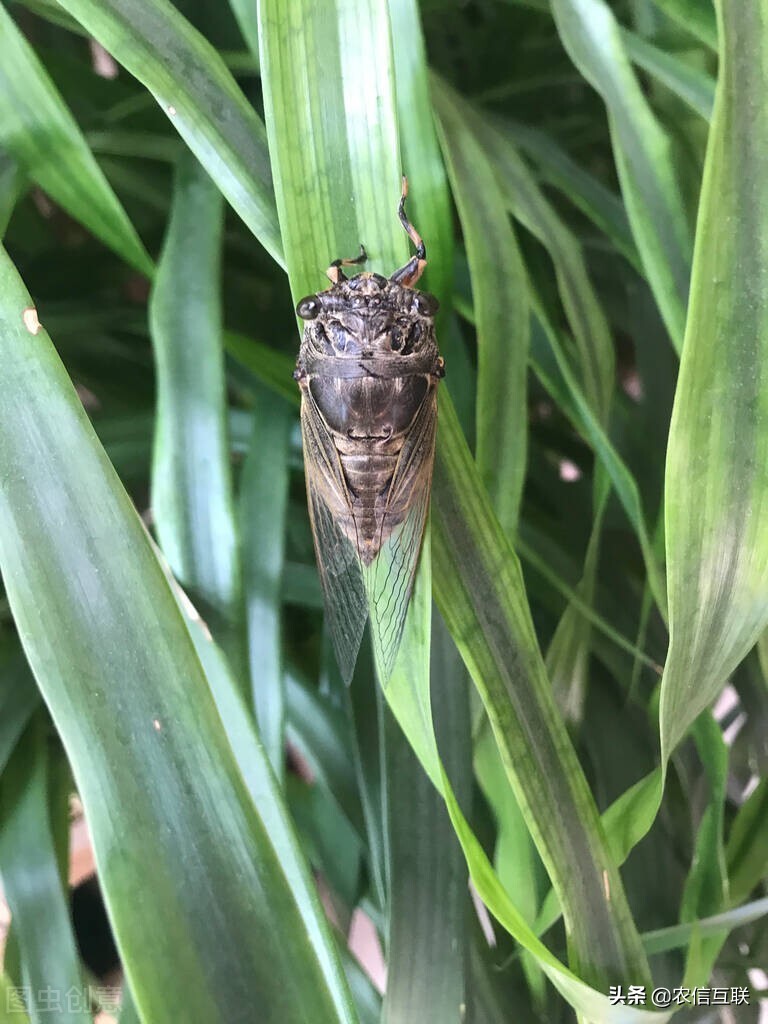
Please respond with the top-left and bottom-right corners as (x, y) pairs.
(295, 184), (444, 682)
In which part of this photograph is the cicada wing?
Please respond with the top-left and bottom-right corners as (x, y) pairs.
(363, 384), (438, 682)
(301, 395), (368, 683)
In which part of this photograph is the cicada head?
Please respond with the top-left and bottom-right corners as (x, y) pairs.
(295, 272), (440, 361)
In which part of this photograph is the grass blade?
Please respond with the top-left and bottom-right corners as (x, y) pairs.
(552, 0), (692, 350)
(432, 82), (529, 535)
(653, 0), (717, 49)
(0, 244), (353, 1023)
(661, 0), (768, 759)
(621, 28), (715, 121)
(0, 975), (30, 1024)
(432, 398), (651, 990)
(0, 645), (39, 777)
(240, 384), (293, 775)
(258, 0), (407, 299)
(382, 613), (471, 1023)
(460, 95), (615, 423)
(505, 121), (641, 272)
(0, 719), (89, 1024)
(388, 0), (454, 314)
(385, 538), (669, 1021)
(150, 152), (245, 683)
(727, 778), (768, 906)
(0, 4), (151, 275)
(56, 0), (283, 265)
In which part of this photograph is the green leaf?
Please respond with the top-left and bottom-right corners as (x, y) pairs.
(432, 81), (529, 535)
(679, 714), (729, 985)
(285, 671), (364, 840)
(641, 896), (768, 956)
(227, 0), (260, 61)
(382, 608), (471, 1024)
(240, 383), (293, 776)
(224, 330), (298, 406)
(258, 0), (408, 300)
(727, 777), (768, 905)
(0, 974), (30, 1024)
(384, 540), (669, 1022)
(0, 244), (354, 1023)
(56, 0), (283, 265)
(530, 307), (667, 618)
(653, 0), (718, 49)
(169, 567), (359, 1024)
(0, 718), (89, 1024)
(621, 28), (715, 120)
(474, 722), (546, 1006)
(150, 152), (245, 682)
(661, 0), (768, 760)
(0, 645), (39, 777)
(462, 98), (615, 424)
(551, 0), (692, 350)
(388, 0), (454, 326)
(546, 481), (609, 723)
(0, 4), (151, 275)
(505, 121), (641, 272)
(0, 151), (25, 238)
(118, 981), (140, 1024)
(431, 398), (652, 991)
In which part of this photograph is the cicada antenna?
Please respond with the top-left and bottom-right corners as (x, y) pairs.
(326, 243), (367, 285)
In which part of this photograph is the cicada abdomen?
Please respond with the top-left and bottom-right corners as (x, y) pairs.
(294, 179), (444, 682)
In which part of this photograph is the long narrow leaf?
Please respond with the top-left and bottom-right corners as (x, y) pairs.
(661, 0), (768, 759)
(0, 719), (89, 1024)
(56, 0), (283, 265)
(0, 4), (151, 275)
(552, 0), (692, 350)
(432, 398), (651, 990)
(240, 385), (293, 775)
(0, 245), (353, 1023)
(150, 152), (245, 681)
(451, 87), (614, 424)
(432, 83), (529, 535)
(382, 613), (471, 1024)
(621, 28), (715, 121)
(653, 0), (717, 49)
(384, 536), (668, 1022)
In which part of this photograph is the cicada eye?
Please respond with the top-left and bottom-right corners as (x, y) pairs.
(414, 292), (439, 317)
(296, 295), (321, 320)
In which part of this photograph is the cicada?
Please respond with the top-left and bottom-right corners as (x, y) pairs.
(294, 179), (444, 682)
